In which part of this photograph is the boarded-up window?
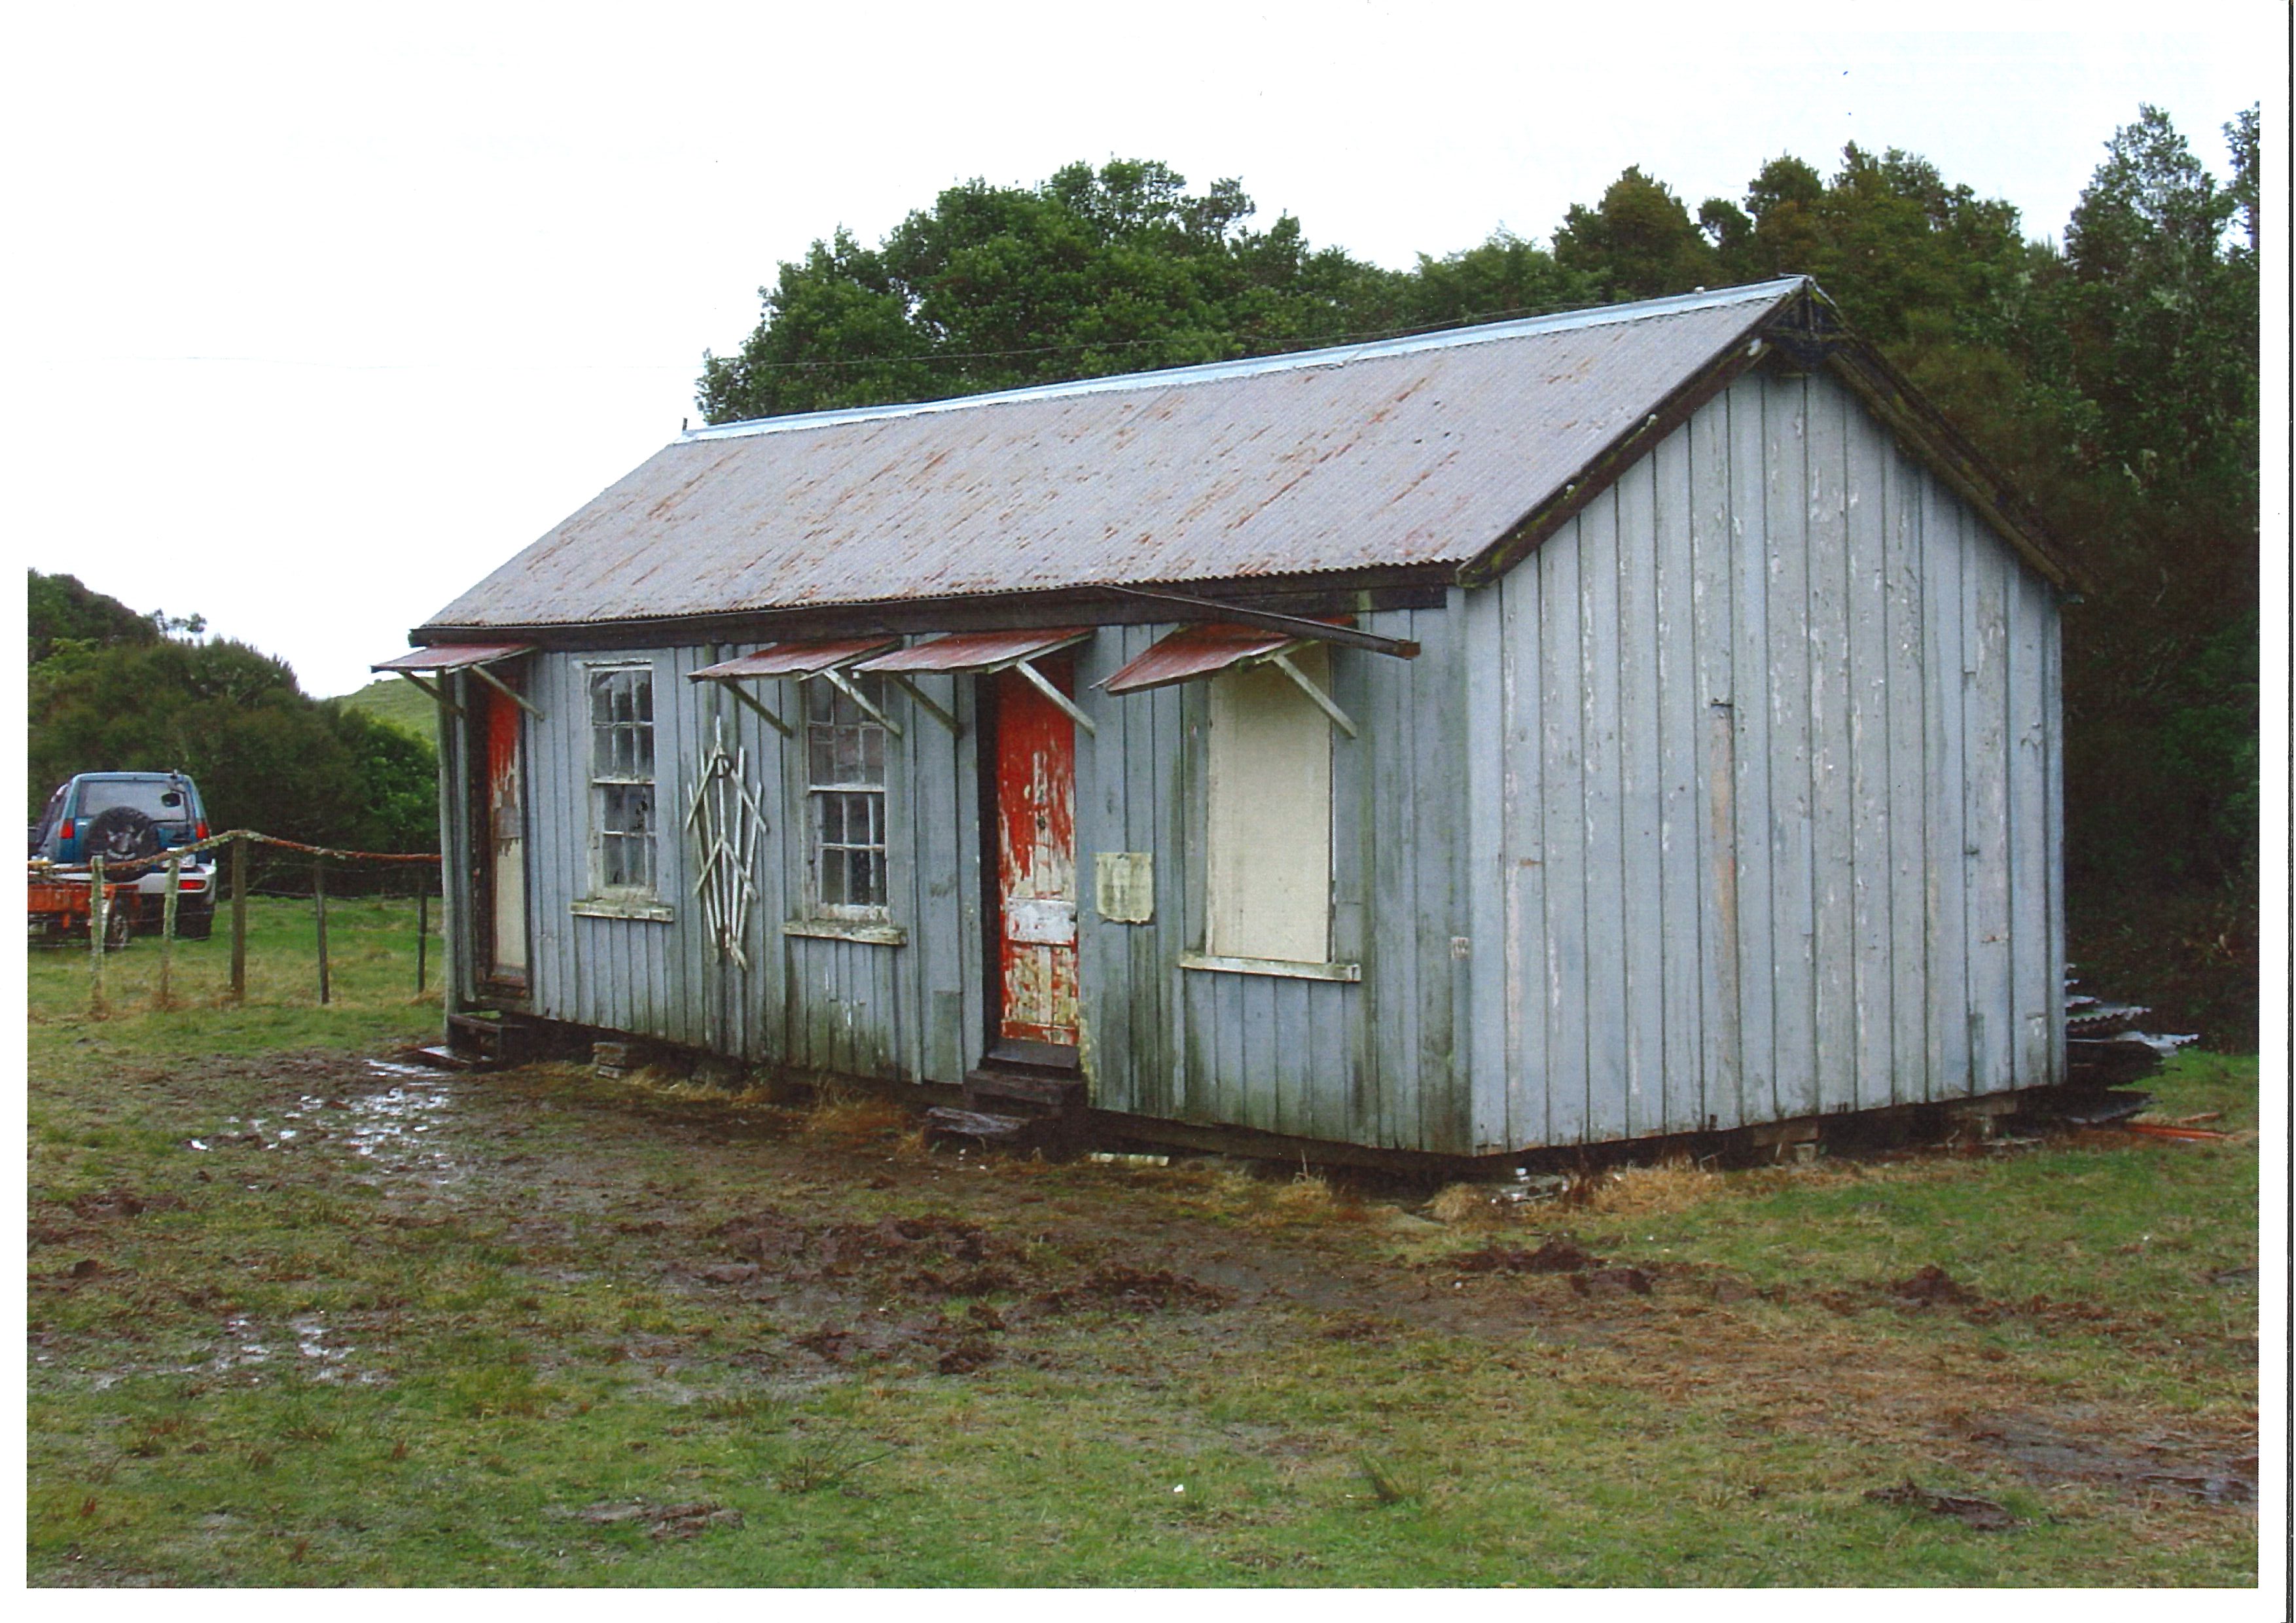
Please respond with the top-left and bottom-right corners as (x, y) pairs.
(1206, 644), (1332, 961)
(806, 673), (889, 914)
(588, 666), (655, 893)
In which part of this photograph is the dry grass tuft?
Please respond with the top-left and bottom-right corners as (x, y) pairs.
(800, 1088), (912, 1149)
(1584, 1156), (1723, 1217)
(1427, 1182), (1511, 1228)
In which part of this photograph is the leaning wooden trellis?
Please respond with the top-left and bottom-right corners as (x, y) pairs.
(683, 716), (765, 969)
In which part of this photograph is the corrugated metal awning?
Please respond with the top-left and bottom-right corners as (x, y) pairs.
(370, 642), (533, 673)
(690, 637), (898, 680)
(1100, 622), (1358, 736)
(1100, 624), (1302, 695)
(852, 628), (1093, 675)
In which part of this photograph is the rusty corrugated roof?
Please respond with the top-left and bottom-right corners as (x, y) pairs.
(421, 280), (1808, 633)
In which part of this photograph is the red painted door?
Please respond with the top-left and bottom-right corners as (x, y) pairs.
(481, 682), (528, 987)
(994, 660), (1077, 1048)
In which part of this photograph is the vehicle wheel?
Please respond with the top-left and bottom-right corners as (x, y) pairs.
(103, 897), (133, 952)
(86, 806), (162, 861)
(177, 908), (215, 940)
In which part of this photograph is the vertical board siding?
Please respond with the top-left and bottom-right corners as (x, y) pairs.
(1463, 582), (1510, 1149)
(1765, 375), (1820, 1118)
(1963, 518), (2015, 1097)
(1689, 378), (1744, 1130)
(482, 371), (2061, 1159)
(1499, 550), (1549, 1147)
(1805, 378), (1857, 1116)
(1539, 516), (1591, 1144)
(1844, 401), (1895, 1112)
(2006, 563), (2054, 1086)
(1479, 368), (2060, 1150)
(1729, 376), (1780, 1126)
(1652, 425), (1704, 1135)
(1615, 460), (1666, 1141)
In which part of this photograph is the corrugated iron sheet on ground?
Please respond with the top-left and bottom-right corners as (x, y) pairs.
(421, 281), (1803, 633)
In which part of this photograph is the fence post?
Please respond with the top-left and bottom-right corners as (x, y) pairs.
(89, 853), (108, 1018)
(230, 835), (248, 1005)
(314, 856), (331, 1007)
(160, 853), (181, 1007)
(416, 885), (429, 994)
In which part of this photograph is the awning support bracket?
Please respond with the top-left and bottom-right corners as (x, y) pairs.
(393, 671), (463, 718)
(1266, 650), (1358, 738)
(1014, 658), (1097, 736)
(468, 661), (543, 721)
(882, 672), (961, 736)
(713, 679), (794, 739)
(819, 667), (903, 738)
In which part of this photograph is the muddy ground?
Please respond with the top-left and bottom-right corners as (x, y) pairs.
(27, 1045), (2261, 1584)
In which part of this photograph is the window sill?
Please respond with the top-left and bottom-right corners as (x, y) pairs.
(783, 918), (907, 947)
(571, 896), (675, 923)
(1178, 951), (1360, 983)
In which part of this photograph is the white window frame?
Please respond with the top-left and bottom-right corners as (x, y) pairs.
(575, 661), (668, 917)
(802, 671), (892, 922)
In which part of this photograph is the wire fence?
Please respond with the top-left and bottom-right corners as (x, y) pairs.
(29, 830), (442, 1018)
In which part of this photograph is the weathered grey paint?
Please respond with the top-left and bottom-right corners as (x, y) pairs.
(444, 362), (2062, 1157)
(1463, 366), (2064, 1147)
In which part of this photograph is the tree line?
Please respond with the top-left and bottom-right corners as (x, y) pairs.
(701, 111), (2259, 1040)
(27, 571), (438, 867)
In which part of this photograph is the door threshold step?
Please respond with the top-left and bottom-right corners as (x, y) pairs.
(923, 1107), (1041, 1147)
(963, 1069), (1088, 1115)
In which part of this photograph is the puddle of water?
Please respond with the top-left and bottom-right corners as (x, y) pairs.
(342, 1070), (459, 1185)
(293, 1313), (353, 1379)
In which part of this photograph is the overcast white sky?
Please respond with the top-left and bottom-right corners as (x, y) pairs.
(5, 0), (2278, 698)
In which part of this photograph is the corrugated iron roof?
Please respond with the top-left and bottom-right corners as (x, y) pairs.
(421, 280), (1808, 634)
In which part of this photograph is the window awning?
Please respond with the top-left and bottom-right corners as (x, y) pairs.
(689, 638), (898, 681)
(687, 637), (903, 739)
(850, 627), (1094, 738)
(370, 642), (533, 674)
(368, 642), (539, 719)
(851, 627), (1092, 675)
(1100, 622), (1357, 736)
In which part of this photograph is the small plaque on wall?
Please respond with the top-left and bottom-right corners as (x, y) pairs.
(1094, 851), (1154, 924)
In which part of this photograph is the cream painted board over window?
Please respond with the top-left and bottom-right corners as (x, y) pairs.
(1206, 644), (1332, 963)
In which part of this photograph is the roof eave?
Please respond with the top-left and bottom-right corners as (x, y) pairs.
(1456, 280), (2089, 597)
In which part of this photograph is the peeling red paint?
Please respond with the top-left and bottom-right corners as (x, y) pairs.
(995, 658), (1077, 1046)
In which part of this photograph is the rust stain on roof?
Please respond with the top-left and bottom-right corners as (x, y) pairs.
(423, 283), (1804, 633)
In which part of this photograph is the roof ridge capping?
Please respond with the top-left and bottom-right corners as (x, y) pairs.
(681, 277), (1812, 444)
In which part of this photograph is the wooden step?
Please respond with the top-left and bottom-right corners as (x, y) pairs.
(923, 1107), (1043, 1149)
(963, 1068), (1088, 1116)
(444, 1012), (516, 1069)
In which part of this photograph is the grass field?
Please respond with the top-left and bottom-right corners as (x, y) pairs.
(26, 904), (2260, 1586)
(332, 677), (438, 746)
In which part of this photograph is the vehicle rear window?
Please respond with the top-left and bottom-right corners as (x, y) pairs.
(78, 781), (192, 820)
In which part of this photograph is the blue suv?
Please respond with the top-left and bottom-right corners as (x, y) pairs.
(29, 771), (218, 938)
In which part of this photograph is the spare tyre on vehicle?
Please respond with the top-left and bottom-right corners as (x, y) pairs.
(84, 805), (162, 862)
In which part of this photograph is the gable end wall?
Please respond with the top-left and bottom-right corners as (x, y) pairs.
(1464, 365), (2065, 1149)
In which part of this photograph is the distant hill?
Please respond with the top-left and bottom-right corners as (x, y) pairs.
(334, 677), (440, 745)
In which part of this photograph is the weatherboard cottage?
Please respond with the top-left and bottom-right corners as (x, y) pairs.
(375, 277), (2077, 1163)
